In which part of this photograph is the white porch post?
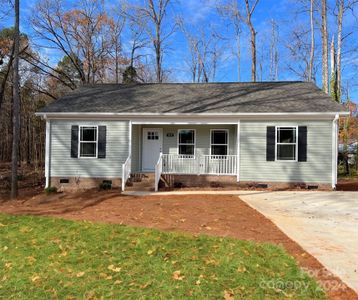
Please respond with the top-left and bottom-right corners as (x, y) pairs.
(45, 119), (51, 188)
(332, 114), (339, 189)
(129, 120), (132, 157)
(236, 120), (240, 182)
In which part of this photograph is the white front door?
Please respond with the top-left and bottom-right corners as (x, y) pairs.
(142, 128), (163, 171)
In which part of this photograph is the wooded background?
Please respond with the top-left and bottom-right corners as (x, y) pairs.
(0, 0), (357, 196)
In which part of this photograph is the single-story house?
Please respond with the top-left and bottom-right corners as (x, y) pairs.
(36, 82), (348, 191)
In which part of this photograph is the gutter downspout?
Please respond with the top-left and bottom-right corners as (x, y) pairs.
(44, 114), (51, 188)
(332, 114), (339, 189)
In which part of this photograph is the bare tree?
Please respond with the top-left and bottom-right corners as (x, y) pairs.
(286, 26), (318, 81)
(180, 20), (222, 83)
(321, 0), (329, 93)
(217, 0), (242, 81)
(308, 0), (315, 81)
(336, 0), (343, 100)
(269, 19), (279, 81)
(109, 15), (126, 83)
(32, 0), (114, 85)
(11, 0), (20, 199)
(330, 37), (339, 101)
(335, 0), (358, 101)
(127, 0), (175, 83)
(244, 0), (260, 82)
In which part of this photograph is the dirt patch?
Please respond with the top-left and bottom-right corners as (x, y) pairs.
(336, 179), (358, 191)
(0, 191), (356, 300)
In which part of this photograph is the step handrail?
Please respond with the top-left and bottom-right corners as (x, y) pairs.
(154, 152), (163, 192)
(121, 154), (131, 192)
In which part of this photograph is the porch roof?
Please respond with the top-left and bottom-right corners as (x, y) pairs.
(38, 82), (347, 114)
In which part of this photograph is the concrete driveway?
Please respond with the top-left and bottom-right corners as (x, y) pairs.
(239, 191), (358, 292)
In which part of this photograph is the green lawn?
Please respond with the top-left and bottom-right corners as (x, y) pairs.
(0, 214), (325, 299)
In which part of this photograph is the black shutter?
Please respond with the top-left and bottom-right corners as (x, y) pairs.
(98, 126), (107, 159)
(266, 126), (275, 161)
(298, 126), (307, 162)
(71, 125), (79, 158)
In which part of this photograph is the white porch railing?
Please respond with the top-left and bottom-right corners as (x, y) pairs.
(154, 152), (163, 192)
(162, 154), (237, 175)
(121, 154), (131, 192)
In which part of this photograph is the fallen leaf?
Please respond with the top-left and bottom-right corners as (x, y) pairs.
(140, 282), (151, 289)
(172, 270), (185, 281)
(147, 250), (154, 255)
(31, 275), (40, 282)
(3, 246), (8, 251)
(108, 265), (121, 272)
(223, 290), (234, 300)
(114, 280), (122, 285)
(76, 272), (85, 278)
(0, 223), (6, 227)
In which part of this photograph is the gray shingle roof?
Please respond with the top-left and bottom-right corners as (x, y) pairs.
(39, 82), (347, 114)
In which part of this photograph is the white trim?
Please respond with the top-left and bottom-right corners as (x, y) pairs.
(37, 112), (350, 118)
(209, 129), (229, 158)
(332, 114), (339, 189)
(78, 125), (98, 158)
(275, 126), (298, 162)
(177, 129), (196, 157)
(45, 120), (51, 188)
(129, 121), (132, 159)
(237, 121), (240, 182)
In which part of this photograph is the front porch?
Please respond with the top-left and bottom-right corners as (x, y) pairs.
(122, 123), (240, 191)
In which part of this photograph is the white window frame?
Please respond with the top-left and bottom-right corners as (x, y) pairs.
(275, 126), (298, 162)
(78, 125), (98, 159)
(177, 129), (196, 157)
(210, 129), (229, 159)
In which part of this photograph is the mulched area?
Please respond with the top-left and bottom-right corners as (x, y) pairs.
(0, 190), (356, 300)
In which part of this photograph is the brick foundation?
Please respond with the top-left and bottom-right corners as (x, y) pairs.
(51, 177), (121, 192)
(165, 175), (332, 190)
(237, 181), (332, 191)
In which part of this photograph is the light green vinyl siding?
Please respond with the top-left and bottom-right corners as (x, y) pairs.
(131, 125), (237, 172)
(240, 120), (332, 183)
(50, 120), (130, 178)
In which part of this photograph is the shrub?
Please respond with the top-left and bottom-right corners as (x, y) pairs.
(44, 186), (57, 194)
(99, 181), (112, 190)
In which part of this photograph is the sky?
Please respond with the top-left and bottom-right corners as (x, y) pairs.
(1, 0), (358, 104)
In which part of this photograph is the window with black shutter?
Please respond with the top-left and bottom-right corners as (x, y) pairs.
(276, 127), (297, 161)
(79, 126), (98, 158)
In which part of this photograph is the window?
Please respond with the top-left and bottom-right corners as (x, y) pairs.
(178, 129), (195, 156)
(79, 126), (98, 158)
(147, 131), (159, 140)
(276, 127), (297, 161)
(211, 130), (228, 157)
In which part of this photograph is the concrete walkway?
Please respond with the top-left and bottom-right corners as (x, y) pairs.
(239, 191), (358, 292)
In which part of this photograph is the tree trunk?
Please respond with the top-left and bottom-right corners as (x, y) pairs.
(237, 34), (241, 81)
(321, 0), (329, 93)
(308, 0), (315, 82)
(336, 0), (343, 102)
(249, 24), (256, 82)
(11, 0), (20, 199)
(155, 22), (162, 83)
